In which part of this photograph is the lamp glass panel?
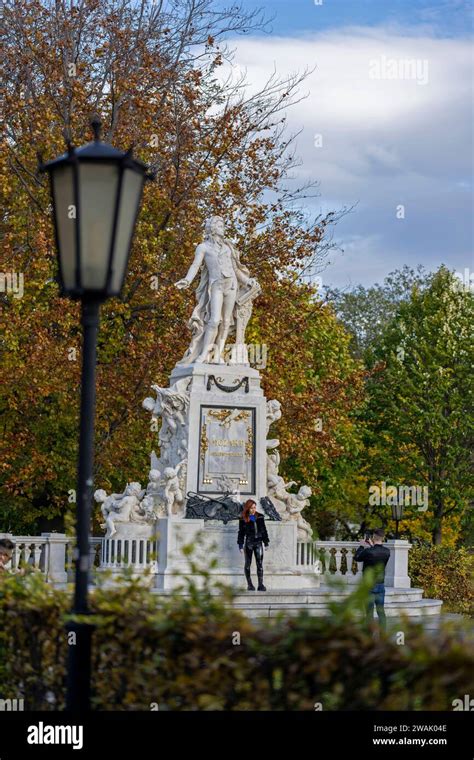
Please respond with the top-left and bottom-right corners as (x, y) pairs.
(78, 162), (119, 290)
(109, 168), (144, 294)
(52, 165), (76, 291)
(392, 504), (404, 520)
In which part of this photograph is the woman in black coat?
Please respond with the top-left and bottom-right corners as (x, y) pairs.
(237, 499), (269, 591)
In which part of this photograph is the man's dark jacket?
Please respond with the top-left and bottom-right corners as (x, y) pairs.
(354, 543), (390, 583)
(238, 515), (269, 549)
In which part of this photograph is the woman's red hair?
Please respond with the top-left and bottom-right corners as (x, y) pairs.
(242, 499), (257, 522)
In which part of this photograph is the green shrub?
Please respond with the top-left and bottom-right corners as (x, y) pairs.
(1, 568), (473, 711)
(409, 545), (474, 615)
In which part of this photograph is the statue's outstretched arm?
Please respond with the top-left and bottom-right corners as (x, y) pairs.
(175, 244), (205, 289)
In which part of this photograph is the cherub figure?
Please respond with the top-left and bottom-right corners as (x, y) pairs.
(266, 444), (280, 481)
(146, 379), (190, 432)
(145, 468), (168, 518)
(163, 465), (185, 516)
(146, 468), (162, 496)
(266, 399), (282, 433)
(94, 482), (145, 538)
(267, 473), (298, 514)
(94, 487), (126, 536)
(143, 380), (190, 464)
(286, 485), (313, 540)
(266, 476), (313, 539)
(266, 399), (282, 449)
(140, 494), (161, 521)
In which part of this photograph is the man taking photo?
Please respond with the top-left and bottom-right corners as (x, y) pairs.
(355, 528), (390, 631)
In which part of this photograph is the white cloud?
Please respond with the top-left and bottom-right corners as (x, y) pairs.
(223, 27), (473, 287)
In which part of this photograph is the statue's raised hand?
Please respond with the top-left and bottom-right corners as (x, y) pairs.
(175, 278), (190, 290)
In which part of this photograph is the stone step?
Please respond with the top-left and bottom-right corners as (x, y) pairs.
(153, 586), (442, 617)
(228, 587), (425, 605)
(229, 598), (443, 619)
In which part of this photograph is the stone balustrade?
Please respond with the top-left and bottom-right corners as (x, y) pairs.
(0, 533), (69, 584)
(0, 533), (412, 589)
(0, 533), (102, 586)
(297, 539), (412, 588)
(100, 535), (158, 573)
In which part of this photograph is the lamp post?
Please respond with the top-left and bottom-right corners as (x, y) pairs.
(391, 502), (404, 540)
(39, 117), (154, 711)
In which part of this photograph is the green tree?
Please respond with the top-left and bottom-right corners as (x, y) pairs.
(326, 265), (429, 358)
(365, 266), (473, 545)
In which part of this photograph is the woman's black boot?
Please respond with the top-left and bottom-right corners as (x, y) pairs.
(245, 568), (255, 591)
(256, 545), (266, 590)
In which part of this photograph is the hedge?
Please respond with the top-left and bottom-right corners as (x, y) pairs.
(0, 568), (473, 711)
(409, 545), (474, 615)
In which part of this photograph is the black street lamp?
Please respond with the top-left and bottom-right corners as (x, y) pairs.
(391, 502), (405, 540)
(39, 117), (154, 711)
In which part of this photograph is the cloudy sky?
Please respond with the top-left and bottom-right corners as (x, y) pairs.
(220, 0), (473, 289)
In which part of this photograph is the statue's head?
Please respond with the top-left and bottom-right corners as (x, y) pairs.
(126, 482), (142, 495)
(142, 397), (155, 412)
(141, 495), (155, 514)
(149, 468), (161, 482)
(204, 215), (225, 240)
(268, 399), (281, 413)
(298, 485), (312, 499)
(164, 467), (176, 478)
(94, 489), (107, 503)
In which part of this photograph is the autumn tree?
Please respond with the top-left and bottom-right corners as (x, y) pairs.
(0, 0), (361, 533)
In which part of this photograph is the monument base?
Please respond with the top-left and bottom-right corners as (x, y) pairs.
(169, 361), (268, 504)
(154, 517), (321, 591)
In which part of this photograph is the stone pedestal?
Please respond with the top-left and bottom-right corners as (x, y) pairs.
(170, 362), (267, 503)
(385, 539), (411, 588)
(154, 517), (320, 591)
(41, 532), (69, 585)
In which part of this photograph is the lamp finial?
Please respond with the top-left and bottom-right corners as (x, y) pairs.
(90, 114), (102, 141)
